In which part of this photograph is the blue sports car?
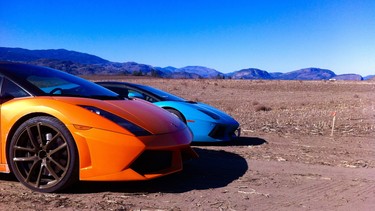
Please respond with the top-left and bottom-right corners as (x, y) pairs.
(96, 81), (240, 142)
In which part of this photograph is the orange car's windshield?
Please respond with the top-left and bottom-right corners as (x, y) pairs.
(23, 67), (121, 100)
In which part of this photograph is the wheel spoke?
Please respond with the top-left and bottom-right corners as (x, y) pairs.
(13, 145), (36, 153)
(48, 142), (67, 156)
(26, 126), (40, 149)
(34, 163), (44, 187)
(25, 159), (42, 183)
(13, 155), (38, 162)
(45, 132), (61, 149)
(36, 123), (43, 145)
(45, 161), (60, 180)
(49, 156), (67, 172)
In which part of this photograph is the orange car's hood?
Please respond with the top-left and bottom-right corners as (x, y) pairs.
(106, 99), (187, 134)
(55, 97), (186, 135)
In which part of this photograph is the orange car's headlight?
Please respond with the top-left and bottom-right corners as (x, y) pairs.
(79, 105), (151, 136)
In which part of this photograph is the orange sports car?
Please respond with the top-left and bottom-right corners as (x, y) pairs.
(0, 63), (196, 193)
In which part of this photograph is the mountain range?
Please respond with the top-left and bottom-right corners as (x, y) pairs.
(0, 47), (373, 80)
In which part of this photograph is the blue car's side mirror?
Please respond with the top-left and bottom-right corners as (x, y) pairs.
(128, 92), (144, 99)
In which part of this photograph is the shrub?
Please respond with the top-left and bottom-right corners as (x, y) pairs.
(255, 105), (272, 112)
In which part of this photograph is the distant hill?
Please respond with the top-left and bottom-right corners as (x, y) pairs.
(174, 66), (223, 78)
(269, 72), (284, 79)
(277, 68), (336, 80)
(1, 47), (372, 80)
(155, 66), (220, 78)
(363, 75), (375, 80)
(331, 74), (363, 81)
(0, 47), (109, 64)
(155, 66), (178, 74)
(226, 68), (272, 79)
(119, 62), (155, 74)
(169, 71), (202, 79)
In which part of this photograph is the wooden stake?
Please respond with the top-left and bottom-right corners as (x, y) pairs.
(331, 112), (336, 136)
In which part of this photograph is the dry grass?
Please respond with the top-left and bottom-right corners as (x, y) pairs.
(86, 76), (375, 138)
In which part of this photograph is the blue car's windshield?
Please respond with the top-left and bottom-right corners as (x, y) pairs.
(139, 84), (186, 101)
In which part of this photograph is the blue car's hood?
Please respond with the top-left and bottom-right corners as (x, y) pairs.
(156, 100), (238, 124)
(154, 99), (239, 125)
(192, 101), (237, 122)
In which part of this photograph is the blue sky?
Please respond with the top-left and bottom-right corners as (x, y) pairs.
(1, 0), (374, 76)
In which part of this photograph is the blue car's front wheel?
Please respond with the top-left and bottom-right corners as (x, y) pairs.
(165, 108), (186, 123)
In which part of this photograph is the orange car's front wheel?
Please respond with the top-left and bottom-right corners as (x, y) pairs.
(8, 116), (79, 193)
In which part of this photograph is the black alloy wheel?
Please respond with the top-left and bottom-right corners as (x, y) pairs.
(9, 116), (78, 193)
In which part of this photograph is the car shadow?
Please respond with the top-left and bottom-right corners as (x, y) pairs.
(0, 172), (17, 182)
(0, 137), (265, 194)
(192, 136), (268, 146)
(70, 147), (248, 194)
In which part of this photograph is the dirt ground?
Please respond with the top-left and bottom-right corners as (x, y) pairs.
(1, 79), (374, 210)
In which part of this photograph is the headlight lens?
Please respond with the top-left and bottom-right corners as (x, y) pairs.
(198, 109), (220, 120)
(80, 105), (151, 136)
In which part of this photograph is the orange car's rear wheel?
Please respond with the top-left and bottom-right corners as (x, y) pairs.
(9, 116), (78, 193)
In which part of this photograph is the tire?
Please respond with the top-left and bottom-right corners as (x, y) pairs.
(8, 116), (78, 193)
(165, 108), (186, 123)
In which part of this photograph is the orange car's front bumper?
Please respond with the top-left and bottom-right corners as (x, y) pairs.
(69, 125), (196, 181)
